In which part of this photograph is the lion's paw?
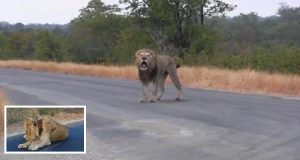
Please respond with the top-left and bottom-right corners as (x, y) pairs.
(140, 99), (149, 103)
(175, 97), (181, 101)
(18, 144), (26, 149)
(150, 99), (157, 103)
(28, 144), (39, 151)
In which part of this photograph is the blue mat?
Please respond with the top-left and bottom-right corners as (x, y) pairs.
(6, 121), (84, 152)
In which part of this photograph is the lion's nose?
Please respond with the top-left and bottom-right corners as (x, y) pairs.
(142, 57), (146, 60)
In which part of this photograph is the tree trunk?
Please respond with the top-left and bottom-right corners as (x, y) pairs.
(200, 0), (207, 25)
(200, 9), (204, 25)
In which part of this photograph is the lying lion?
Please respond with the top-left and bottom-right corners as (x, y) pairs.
(18, 116), (69, 151)
(135, 49), (183, 102)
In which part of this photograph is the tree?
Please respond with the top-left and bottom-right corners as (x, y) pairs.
(76, 0), (120, 21)
(69, 0), (126, 63)
(198, 0), (236, 25)
(120, 0), (235, 57)
(276, 3), (300, 46)
(112, 27), (155, 64)
(34, 31), (71, 61)
(277, 3), (300, 22)
(14, 23), (25, 31)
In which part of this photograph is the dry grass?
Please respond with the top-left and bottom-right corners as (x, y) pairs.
(7, 111), (84, 136)
(178, 67), (300, 97)
(0, 60), (138, 80)
(0, 60), (300, 97)
(6, 108), (84, 125)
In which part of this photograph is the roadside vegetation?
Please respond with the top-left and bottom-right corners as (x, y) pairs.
(6, 108), (84, 125)
(0, 60), (299, 97)
(6, 108), (84, 136)
(0, 0), (299, 97)
(0, 1), (299, 75)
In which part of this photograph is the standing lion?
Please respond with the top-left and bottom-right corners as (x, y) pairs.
(135, 49), (183, 102)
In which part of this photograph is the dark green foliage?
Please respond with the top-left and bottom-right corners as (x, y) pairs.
(0, 1), (299, 74)
(0, 29), (72, 61)
(34, 31), (72, 61)
(112, 28), (156, 64)
(68, 0), (124, 63)
(120, 0), (235, 56)
(181, 45), (300, 74)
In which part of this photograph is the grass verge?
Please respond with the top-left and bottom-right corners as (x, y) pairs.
(6, 108), (84, 125)
(0, 60), (299, 97)
(6, 108), (84, 136)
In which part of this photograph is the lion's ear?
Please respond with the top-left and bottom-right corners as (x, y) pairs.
(150, 51), (156, 59)
(135, 51), (141, 58)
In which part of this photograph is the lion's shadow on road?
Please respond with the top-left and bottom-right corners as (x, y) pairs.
(155, 99), (189, 103)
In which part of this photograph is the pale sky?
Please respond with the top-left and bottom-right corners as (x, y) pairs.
(0, 0), (300, 24)
(224, 0), (300, 17)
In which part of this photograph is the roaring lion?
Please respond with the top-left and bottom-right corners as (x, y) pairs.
(135, 49), (183, 102)
(18, 115), (69, 151)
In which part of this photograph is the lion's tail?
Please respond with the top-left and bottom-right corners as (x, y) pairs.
(176, 64), (180, 68)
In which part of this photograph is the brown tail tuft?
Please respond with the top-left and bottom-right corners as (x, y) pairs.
(176, 64), (180, 68)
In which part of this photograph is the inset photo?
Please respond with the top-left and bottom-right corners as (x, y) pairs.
(4, 105), (86, 154)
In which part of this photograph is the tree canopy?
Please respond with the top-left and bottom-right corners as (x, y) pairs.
(120, 0), (235, 56)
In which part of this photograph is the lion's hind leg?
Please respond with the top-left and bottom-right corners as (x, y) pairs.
(50, 124), (69, 141)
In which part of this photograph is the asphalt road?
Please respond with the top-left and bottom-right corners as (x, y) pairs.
(6, 121), (84, 152)
(0, 68), (300, 160)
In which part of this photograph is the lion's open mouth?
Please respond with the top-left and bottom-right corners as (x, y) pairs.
(141, 61), (148, 70)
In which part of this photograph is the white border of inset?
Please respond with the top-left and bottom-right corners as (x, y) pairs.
(4, 105), (86, 154)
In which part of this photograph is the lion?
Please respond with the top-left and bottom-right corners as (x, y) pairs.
(18, 115), (69, 151)
(135, 49), (183, 102)
(16, 117), (40, 150)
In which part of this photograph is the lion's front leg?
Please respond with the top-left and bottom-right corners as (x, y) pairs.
(140, 83), (149, 103)
(155, 83), (165, 101)
(154, 74), (167, 101)
(28, 141), (51, 151)
(150, 79), (159, 102)
(28, 139), (51, 151)
(28, 134), (51, 151)
(18, 141), (32, 149)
